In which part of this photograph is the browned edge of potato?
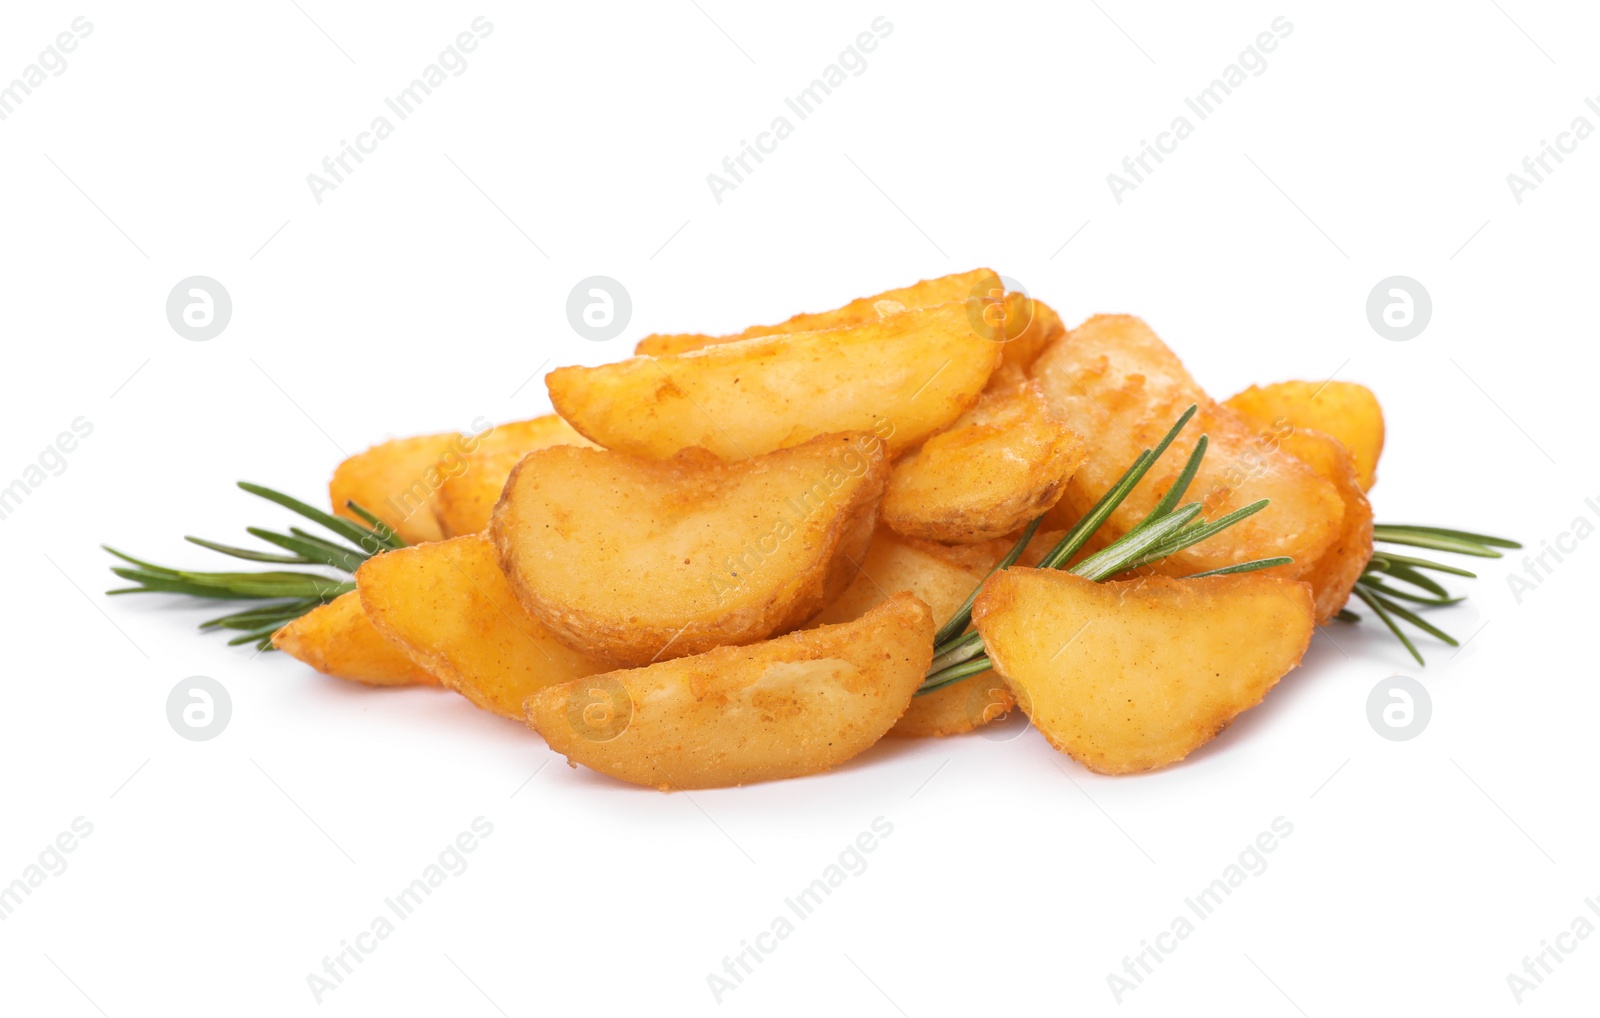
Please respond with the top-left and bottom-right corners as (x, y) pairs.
(1225, 380), (1385, 491)
(526, 593), (936, 789)
(432, 415), (597, 538)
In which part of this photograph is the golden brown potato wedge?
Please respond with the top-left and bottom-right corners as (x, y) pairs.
(973, 569), (1314, 774)
(1270, 428), (1374, 622)
(272, 591), (438, 687)
(883, 376), (1085, 543)
(357, 535), (610, 719)
(1031, 315), (1344, 578)
(1225, 381), (1385, 491)
(330, 433), (461, 544)
(633, 269), (1000, 356)
(996, 294), (1066, 371)
(810, 527), (1014, 737)
(526, 593), (935, 789)
(492, 432), (888, 667)
(550, 300), (1003, 462)
(433, 416), (597, 538)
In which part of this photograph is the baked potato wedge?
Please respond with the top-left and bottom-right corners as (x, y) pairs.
(271, 591), (437, 687)
(433, 415), (596, 538)
(526, 593), (935, 789)
(634, 269), (1000, 356)
(1268, 428), (1374, 622)
(1225, 381), (1385, 491)
(549, 300), (1003, 462)
(883, 374), (1085, 543)
(973, 569), (1314, 774)
(492, 432), (888, 667)
(810, 527), (1015, 737)
(1031, 315), (1343, 578)
(996, 294), (1065, 372)
(329, 432), (461, 544)
(357, 535), (610, 719)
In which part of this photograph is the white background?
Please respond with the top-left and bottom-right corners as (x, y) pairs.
(1, 1), (1596, 1014)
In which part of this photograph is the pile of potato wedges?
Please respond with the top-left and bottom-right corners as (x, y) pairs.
(275, 270), (1386, 788)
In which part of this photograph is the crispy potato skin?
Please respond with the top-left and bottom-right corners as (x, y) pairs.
(1269, 428), (1374, 622)
(884, 377), (1086, 543)
(1031, 315), (1344, 578)
(272, 591), (438, 687)
(526, 594), (935, 789)
(357, 535), (610, 719)
(1226, 381), (1385, 491)
(330, 433), (460, 544)
(550, 300), (1003, 462)
(973, 569), (1313, 774)
(492, 432), (889, 667)
(634, 269), (1000, 356)
(433, 416), (596, 538)
(997, 295), (1066, 372)
(811, 527), (1016, 737)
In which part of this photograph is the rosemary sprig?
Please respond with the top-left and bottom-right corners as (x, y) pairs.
(1342, 524), (1520, 665)
(918, 406), (1289, 696)
(104, 483), (402, 651)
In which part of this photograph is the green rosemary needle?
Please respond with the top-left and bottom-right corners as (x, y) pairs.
(104, 482), (404, 652)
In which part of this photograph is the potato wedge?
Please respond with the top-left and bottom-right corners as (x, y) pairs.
(1031, 315), (1344, 578)
(811, 528), (1015, 738)
(973, 569), (1314, 773)
(357, 535), (610, 719)
(433, 416), (596, 538)
(883, 376), (1085, 543)
(997, 294), (1066, 371)
(550, 300), (1003, 462)
(1225, 381), (1385, 490)
(492, 432), (888, 667)
(330, 433), (461, 544)
(526, 593), (935, 789)
(1270, 428), (1374, 622)
(272, 591), (437, 687)
(633, 269), (1000, 356)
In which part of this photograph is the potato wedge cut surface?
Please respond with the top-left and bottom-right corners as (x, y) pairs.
(492, 432), (888, 667)
(811, 528), (1015, 738)
(527, 593), (935, 789)
(1270, 428), (1374, 622)
(634, 268), (1000, 356)
(884, 376), (1085, 543)
(1225, 380), (1385, 491)
(1031, 315), (1343, 578)
(433, 415), (596, 538)
(973, 569), (1314, 774)
(272, 591), (437, 687)
(550, 300), (1002, 461)
(357, 535), (610, 719)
